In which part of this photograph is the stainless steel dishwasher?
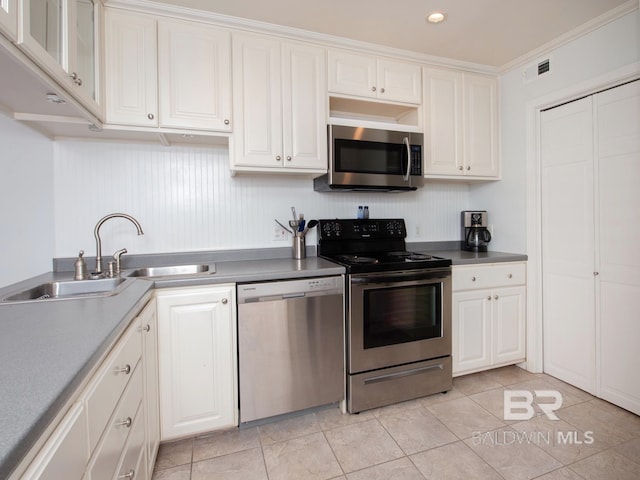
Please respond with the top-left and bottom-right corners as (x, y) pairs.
(237, 276), (344, 424)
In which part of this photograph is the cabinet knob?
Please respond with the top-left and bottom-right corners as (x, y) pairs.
(371, 86), (377, 92)
(487, 296), (492, 301)
(593, 272), (599, 276)
(286, 156), (292, 161)
(115, 364), (131, 375)
(276, 156), (281, 161)
(471, 276), (476, 282)
(494, 295), (499, 300)
(467, 166), (471, 171)
(459, 166), (464, 171)
(67, 72), (82, 86)
(508, 274), (513, 279)
(116, 417), (133, 428)
(222, 298), (228, 304)
(224, 119), (230, 125)
(143, 324), (151, 332)
(148, 113), (154, 120)
(118, 469), (135, 479)
(380, 87), (385, 93)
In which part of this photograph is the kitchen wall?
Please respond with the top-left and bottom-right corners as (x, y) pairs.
(471, 8), (640, 253)
(0, 113), (55, 287)
(53, 140), (469, 258)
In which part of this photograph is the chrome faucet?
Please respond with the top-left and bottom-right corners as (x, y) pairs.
(94, 213), (144, 275)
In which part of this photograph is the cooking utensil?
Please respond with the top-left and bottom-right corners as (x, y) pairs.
(301, 219), (318, 237)
(298, 219), (306, 232)
(291, 206), (297, 222)
(275, 219), (293, 235)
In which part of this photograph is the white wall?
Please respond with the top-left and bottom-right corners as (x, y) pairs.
(0, 114), (55, 288)
(470, 9), (640, 253)
(53, 140), (469, 258)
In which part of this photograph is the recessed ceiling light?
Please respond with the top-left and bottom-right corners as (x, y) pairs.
(426, 12), (446, 24)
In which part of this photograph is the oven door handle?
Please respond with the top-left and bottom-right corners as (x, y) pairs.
(350, 269), (450, 285)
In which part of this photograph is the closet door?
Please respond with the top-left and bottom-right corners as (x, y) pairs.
(596, 81), (640, 414)
(541, 96), (596, 394)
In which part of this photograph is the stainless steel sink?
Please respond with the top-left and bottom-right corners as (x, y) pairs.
(2, 277), (130, 302)
(126, 264), (215, 278)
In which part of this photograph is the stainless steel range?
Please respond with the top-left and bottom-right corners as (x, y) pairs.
(318, 219), (453, 413)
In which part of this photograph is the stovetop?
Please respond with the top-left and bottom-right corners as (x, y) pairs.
(317, 219), (451, 274)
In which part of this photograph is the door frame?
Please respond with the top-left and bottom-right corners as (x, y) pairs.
(524, 62), (640, 373)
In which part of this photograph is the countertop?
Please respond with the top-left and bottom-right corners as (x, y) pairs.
(0, 249), (525, 478)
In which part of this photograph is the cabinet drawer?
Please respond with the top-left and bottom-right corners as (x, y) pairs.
(114, 405), (146, 480)
(87, 364), (143, 480)
(453, 262), (526, 291)
(85, 319), (142, 452)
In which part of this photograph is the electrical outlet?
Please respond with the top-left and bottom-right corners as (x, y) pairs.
(273, 225), (288, 241)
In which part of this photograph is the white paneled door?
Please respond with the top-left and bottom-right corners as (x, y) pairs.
(541, 80), (640, 414)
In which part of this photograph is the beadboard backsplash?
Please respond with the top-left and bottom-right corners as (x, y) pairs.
(53, 140), (469, 257)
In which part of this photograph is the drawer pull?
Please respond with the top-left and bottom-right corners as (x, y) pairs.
(471, 276), (476, 282)
(118, 469), (135, 479)
(494, 295), (499, 300)
(143, 324), (151, 332)
(116, 417), (133, 428)
(115, 364), (131, 375)
(508, 273), (513, 279)
(487, 296), (492, 301)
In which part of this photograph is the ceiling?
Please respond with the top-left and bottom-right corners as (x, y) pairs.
(153, 0), (633, 68)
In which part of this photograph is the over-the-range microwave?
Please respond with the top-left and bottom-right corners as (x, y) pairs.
(314, 125), (424, 192)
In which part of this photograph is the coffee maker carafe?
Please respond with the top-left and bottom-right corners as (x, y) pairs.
(462, 211), (492, 252)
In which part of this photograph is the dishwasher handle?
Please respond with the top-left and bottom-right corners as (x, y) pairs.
(237, 276), (343, 304)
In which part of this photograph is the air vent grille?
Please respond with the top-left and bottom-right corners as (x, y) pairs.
(538, 59), (551, 76)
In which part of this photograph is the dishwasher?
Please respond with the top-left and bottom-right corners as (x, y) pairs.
(237, 276), (344, 424)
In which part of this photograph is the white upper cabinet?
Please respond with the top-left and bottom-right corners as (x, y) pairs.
(328, 49), (422, 104)
(157, 18), (231, 131)
(0, 0), (18, 40)
(423, 67), (499, 179)
(18, 0), (102, 116)
(104, 9), (157, 127)
(232, 32), (327, 172)
(104, 9), (232, 132)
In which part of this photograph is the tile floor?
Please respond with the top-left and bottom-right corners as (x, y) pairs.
(151, 366), (640, 480)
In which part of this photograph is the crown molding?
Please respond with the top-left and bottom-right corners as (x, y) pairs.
(104, 0), (500, 75)
(499, 0), (638, 74)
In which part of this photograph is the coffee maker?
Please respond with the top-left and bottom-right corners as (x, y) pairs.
(461, 211), (492, 252)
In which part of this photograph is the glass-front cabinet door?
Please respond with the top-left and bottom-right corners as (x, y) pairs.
(18, 0), (102, 116)
(0, 0), (18, 40)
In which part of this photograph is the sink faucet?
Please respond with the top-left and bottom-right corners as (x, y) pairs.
(94, 213), (144, 275)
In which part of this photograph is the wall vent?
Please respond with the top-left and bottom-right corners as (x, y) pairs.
(523, 56), (552, 83)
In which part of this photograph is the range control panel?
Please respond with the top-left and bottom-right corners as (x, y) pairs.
(318, 219), (407, 240)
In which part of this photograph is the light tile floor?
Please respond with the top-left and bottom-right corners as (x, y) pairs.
(151, 366), (640, 480)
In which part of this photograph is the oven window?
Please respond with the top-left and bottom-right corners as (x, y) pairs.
(363, 283), (442, 349)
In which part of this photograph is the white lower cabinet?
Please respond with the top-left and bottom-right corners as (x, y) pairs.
(156, 284), (237, 440)
(452, 262), (526, 376)
(16, 299), (159, 480)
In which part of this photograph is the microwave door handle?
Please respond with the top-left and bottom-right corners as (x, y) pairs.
(403, 137), (411, 181)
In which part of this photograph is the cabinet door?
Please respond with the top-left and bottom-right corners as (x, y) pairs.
(377, 59), (421, 104)
(68, 0), (100, 114)
(281, 41), (327, 170)
(423, 67), (463, 176)
(328, 49), (376, 99)
(20, 402), (88, 480)
(0, 0), (18, 40)
(492, 286), (526, 365)
(452, 290), (492, 375)
(139, 300), (160, 475)
(156, 285), (237, 439)
(232, 33), (283, 167)
(463, 73), (499, 177)
(104, 9), (158, 127)
(158, 19), (231, 131)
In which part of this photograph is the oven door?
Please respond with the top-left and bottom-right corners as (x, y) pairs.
(348, 268), (451, 374)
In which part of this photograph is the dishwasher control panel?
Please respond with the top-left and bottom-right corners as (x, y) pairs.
(237, 276), (344, 303)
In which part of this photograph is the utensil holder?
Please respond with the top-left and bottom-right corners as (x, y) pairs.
(292, 235), (306, 259)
